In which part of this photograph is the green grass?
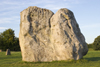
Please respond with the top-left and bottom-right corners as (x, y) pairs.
(0, 50), (100, 67)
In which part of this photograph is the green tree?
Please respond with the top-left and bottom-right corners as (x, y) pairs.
(12, 37), (20, 51)
(93, 35), (100, 50)
(0, 34), (3, 49)
(87, 43), (93, 48)
(0, 29), (20, 51)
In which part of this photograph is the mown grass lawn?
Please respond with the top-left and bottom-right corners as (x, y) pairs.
(0, 49), (100, 67)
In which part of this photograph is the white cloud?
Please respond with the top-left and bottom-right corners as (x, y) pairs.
(63, 0), (80, 4)
(0, 1), (18, 5)
(81, 23), (100, 29)
(0, 16), (20, 24)
(0, 27), (8, 30)
(0, 11), (18, 16)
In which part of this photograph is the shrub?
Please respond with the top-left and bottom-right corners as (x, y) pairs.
(93, 35), (100, 50)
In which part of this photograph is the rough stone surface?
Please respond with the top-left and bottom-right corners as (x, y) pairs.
(50, 9), (88, 60)
(6, 49), (11, 55)
(19, 6), (88, 62)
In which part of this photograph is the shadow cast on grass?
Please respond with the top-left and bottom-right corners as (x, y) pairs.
(85, 57), (100, 61)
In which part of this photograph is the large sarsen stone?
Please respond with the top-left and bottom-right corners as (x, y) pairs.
(50, 8), (88, 60)
(19, 6), (88, 62)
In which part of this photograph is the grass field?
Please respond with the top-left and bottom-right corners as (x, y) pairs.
(0, 49), (100, 67)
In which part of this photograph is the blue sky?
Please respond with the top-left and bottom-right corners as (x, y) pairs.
(0, 0), (100, 43)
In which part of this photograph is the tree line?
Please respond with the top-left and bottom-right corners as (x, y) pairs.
(88, 35), (100, 50)
(0, 29), (20, 51)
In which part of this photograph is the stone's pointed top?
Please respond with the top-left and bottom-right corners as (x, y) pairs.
(33, 6), (38, 8)
(57, 8), (74, 15)
(32, 6), (42, 9)
(28, 6), (39, 9)
(60, 8), (72, 11)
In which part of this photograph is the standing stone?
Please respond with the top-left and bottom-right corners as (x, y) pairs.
(19, 6), (54, 62)
(50, 8), (88, 60)
(0, 49), (2, 52)
(19, 6), (88, 62)
(6, 49), (11, 55)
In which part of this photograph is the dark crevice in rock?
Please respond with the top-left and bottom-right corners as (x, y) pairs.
(32, 35), (37, 43)
(64, 30), (69, 38)
(67, 23), (71, 29)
